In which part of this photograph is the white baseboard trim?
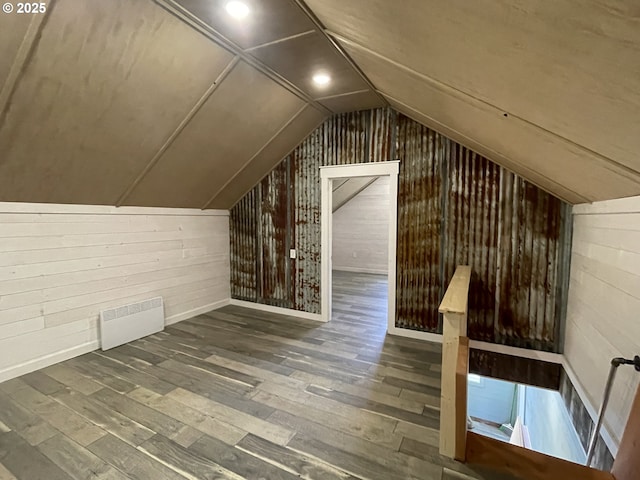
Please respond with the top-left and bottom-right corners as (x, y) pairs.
(562, 358), (619, 456)
(230, 299), (323, 322)
(165, 298), (231, 326)
(387, 325), (443, 343)
(0, 340), (99, 383)
(468, 340), (564, 364)
(333, 267), (388, 275)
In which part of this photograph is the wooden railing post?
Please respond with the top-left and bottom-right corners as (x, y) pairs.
(439, 265), (471, 461)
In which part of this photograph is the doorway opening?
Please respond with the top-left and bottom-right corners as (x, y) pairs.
(331, 176), (390, 333)
(320, 161), (399, 332)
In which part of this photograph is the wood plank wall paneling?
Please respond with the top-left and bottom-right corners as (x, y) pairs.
(564, 195), (640, 453)
(229, 107), (569, 352)
(0, 204), (231, 382)
(332, 177), (389, 275)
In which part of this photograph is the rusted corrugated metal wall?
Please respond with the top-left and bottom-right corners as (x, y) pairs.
(443, 145), (501, 341)
(258, 159), (291, 307)
(229, 107), (570, 351)
(229, 188), (258, 301)
(396, 117), (443, 330)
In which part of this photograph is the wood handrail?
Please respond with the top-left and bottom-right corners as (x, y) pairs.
(439, 265), (471, 315)
(439, 265), (471, 460)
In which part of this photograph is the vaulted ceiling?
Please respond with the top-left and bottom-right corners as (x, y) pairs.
(1, 0), (639, 208)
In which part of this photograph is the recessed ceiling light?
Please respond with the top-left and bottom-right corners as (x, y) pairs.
(312, 73), (331, 86)
(225, 1), (249, 19)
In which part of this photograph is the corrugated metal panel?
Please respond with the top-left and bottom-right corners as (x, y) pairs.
(293, 127), (324, 313)
(368, 108), (397, 162)
(229, 107), (570, 352)
(323, 111), (369, 166)
(229, 188), (258, 301)
(443, 146), (501, 341)
(495, 172), (566, 351)
(258, 159), (290, 307)
(395, 116), (443, 331)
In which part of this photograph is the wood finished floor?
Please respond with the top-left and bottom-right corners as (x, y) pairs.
(0, 272), (500, 480)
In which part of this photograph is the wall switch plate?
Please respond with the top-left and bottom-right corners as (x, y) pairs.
(289, 249), (296, 259)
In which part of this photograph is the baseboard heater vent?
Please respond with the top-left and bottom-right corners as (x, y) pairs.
(99, 297), (164, 350)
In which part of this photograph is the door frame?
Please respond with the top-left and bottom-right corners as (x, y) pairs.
(320, 161), (400, 331)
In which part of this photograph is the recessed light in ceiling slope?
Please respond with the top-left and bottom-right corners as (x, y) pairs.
(312, 72), (331, 86)
(225, 1), (250, 19)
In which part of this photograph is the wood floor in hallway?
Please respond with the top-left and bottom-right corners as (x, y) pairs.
(0, 272), (498, 480)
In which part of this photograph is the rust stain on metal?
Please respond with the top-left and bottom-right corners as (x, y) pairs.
(229, 188), (258, 301)
(229, 107), (569, 352)
(396, 116), (443, 331)
(259, 159), (290, 307)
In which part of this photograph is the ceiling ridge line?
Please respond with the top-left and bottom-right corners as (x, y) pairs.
(244, 30), (317, 52)
(330, 31), (640, 184)
(290, 0), (388, 108)
(381, 91), (589, 205)
(315, 89), (371, 101)
(153, 0), (331, 116)
(0, 0), (55, 132)
(201, 104), (317, 210)
(115, 57), (241, 207)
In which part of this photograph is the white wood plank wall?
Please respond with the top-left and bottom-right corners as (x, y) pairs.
(0, 203), (230, 382)
(565, 195), (640, 451)
(332, 176), (389, 274)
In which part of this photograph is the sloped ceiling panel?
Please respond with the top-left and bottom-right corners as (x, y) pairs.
(175, 0), (316, 49)
(341, 43), (637, 204)
(0, 0), (234, 206)
(207, 104), (326, 209)
(123, 61), (307, 208)
(249, 31), (369, 99)
(305, 0), (640, 203)
(0, 12), (31, 91)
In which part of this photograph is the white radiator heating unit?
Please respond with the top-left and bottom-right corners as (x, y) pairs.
(99, 297), (165, 350)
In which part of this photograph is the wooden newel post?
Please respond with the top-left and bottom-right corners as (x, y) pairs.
(439, 265), (471, 461)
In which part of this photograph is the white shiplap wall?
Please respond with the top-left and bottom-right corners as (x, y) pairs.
(564, 195), (640, 451)
(332, 176), (389, 274)
(0, 203), (230, 382)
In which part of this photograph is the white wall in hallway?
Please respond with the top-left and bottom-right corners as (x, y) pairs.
(332, 176), (389, 274)
(0, 203), (230, 382)
(564, 195), (640, 450)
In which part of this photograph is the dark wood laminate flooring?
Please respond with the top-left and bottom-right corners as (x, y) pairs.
(0, 272), (506, 480)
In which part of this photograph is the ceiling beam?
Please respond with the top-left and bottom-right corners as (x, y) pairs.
(115, 56), (240, 207)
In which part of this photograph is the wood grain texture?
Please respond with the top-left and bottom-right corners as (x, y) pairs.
(612, 385), (640, 480)
(250, 31), (369, 99)
(439, 266), (471, 314)
(175, 0), (315, 49)
(0, 0), (234, 205)
(0, 272), (512, 479)
(207, 104), (327, 209)
(124, 61), (305, 208)
(564, 195), (640, 450)
(466, 432), (614, 480)
(342, 42), (639, 204)
(0, 204), (230, 383)
(455, 337), (469, 462)
(305, 0), (640, 202)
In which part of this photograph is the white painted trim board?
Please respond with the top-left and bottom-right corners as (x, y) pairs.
(320, 161), (400, 328)
(230, 299), (323, 322)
